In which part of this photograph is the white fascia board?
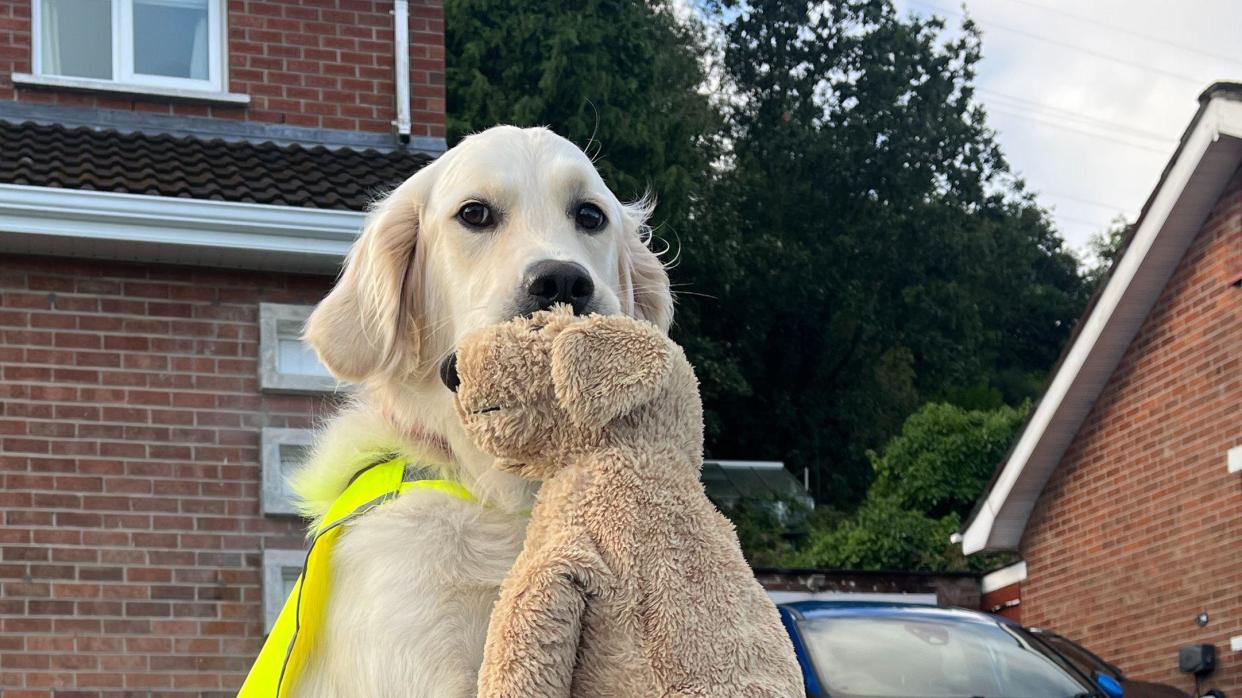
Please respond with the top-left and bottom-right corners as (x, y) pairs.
(0, 184), (365, 273)
(980, 561), (1028, 594)
(962, 97), (1242, 555)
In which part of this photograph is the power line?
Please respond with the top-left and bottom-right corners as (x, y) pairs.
(1054, 213), (1116, 230)
(978, 88), (1176, 144)
(908, 0), (1211, 86)
(986, 106), (1173, 154)
(1038, 190), (1133, 213)
(990, 0), (1242, 67)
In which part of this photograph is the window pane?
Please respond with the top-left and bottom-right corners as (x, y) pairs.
(133, 0), (209, 80)
(277, 338), (332, 378)
(277, 443), (309, 503)
(40, 0), (113, 80)
(280, 566), (299, 600)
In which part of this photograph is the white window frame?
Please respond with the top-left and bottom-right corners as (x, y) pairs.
(260, 427), (313, 517)
(30, 0), (227, 94)
(258, 303), (339, 395)
(262, 548), (306, 634)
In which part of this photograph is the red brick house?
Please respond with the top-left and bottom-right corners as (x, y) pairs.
(0, 2), (443, 694)
(961, 83), (1242, 695)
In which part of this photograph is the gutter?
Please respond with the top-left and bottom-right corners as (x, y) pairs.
(0, 184), (364, 273)
(391, 0), (412, 143)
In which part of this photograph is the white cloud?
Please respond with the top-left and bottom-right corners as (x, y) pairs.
(899, 0), (1242, 256)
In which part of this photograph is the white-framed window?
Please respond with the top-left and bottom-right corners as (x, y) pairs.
(32, 0), (225, 93)
(258, 303), (338, 395)
(260, 427), (313, 517)
(1229, 445), (1242, 474)
(262, 548), (306, 634)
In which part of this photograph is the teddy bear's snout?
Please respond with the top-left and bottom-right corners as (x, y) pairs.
(439, 354), (460, 393)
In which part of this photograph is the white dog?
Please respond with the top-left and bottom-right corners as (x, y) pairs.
(290, 126), (673, 696)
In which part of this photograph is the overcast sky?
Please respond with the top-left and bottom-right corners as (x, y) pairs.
(894, 0), (1242, 256)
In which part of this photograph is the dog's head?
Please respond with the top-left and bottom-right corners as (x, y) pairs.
(302, 126), (673, 392)
(447, 308), (697, 479)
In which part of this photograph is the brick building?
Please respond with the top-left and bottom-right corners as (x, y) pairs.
(0, 2), (443, 694)
(961, 83), (1242, 695)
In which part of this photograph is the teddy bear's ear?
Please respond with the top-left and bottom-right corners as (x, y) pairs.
(550, 316), (673, 429)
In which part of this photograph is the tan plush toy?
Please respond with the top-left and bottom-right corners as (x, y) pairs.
(449, 307), (803, 698)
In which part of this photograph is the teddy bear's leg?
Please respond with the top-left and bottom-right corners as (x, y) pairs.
(477, 544), (597, 698)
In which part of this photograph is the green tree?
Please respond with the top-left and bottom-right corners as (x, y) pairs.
(445, 0), (717, 229)
(1085, 215), (1131, 289)
(798, 401), (1028, 571)
(676, 0), (1089, 506)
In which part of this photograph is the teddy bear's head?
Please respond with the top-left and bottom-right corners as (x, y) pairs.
(444, 306), (701, 479)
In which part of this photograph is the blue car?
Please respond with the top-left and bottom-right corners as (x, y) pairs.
(777, 601), (1107, 698)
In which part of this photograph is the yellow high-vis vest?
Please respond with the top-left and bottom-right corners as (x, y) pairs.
(238, 456), (475, 698)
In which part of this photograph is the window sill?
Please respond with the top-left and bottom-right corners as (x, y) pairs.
(12, 73), (250, 106)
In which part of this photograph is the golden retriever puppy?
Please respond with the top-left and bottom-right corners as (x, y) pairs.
(289, 126), (673, 697)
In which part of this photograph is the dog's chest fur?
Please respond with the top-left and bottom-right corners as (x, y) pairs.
(294, 489), (527, 697)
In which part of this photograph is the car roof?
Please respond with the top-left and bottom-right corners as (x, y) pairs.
(778, 600), (1020, 627)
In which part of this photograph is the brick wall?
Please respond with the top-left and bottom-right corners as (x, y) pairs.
(1020, 166), (1242, 694)
(980, 582), (1020, 622)
(0, 0), (445, 138)
(0, 255), (336, 696)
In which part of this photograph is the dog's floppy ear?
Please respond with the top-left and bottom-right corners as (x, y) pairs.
(618, 198), (673, 333)
(550, 315), (673, 428)
(303, 170), (431, 383)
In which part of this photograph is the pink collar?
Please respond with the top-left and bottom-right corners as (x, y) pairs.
(380, 405), (455, 463)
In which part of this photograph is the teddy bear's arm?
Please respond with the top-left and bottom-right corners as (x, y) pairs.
(477, 531), (608, 698)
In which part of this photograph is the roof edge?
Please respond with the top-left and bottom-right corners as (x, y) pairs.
(1199, 81), (1242, 104)
(0, 99), (447, 154)
(0, 183), (364, 274)
(961, 85), (1242, 555)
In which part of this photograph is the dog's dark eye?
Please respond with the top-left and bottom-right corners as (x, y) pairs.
(574, 203), (606, 232)
(458, 202), (494, 229)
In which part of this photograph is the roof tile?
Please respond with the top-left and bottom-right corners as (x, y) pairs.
(0, 120), (434, 211)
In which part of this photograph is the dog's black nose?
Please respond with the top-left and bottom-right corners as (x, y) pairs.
(440, 354), (460, 393)
(520, 260), (594, 315)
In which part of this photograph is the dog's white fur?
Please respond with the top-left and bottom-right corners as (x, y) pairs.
(289, 126), (673, 697)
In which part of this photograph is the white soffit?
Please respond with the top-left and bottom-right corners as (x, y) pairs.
(980, 561), (1028, 594)
(961, 94), (1242, 555)
(0, 184), (365, 273)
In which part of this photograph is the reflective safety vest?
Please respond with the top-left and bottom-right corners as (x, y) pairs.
(238, 455), (476, 698)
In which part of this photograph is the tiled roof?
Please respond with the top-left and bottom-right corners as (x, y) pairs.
(0, 119), (434, 211)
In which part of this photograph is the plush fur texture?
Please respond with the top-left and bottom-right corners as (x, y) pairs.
(290, 126), (674, 697)
(454, 308), (803, 698)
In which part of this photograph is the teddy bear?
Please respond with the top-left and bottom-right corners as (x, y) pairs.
(446, 307), (803, 698)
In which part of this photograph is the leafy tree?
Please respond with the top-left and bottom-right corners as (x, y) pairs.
(1084, 215), (1131, 289)
(797, 401), (1028, 571)
(799, 498), (967, 571)
(445, 0), (717, 229)
(444, 0), (1090, 550)
(867, 401), (1028, 518)
(727, 498), (804, 568)
(794, 399), (1028, 568)
(676, 0), (1089, 506)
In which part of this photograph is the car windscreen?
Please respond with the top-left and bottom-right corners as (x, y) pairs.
(1037, 632), (1120, 679)
(796, 615), (1093, 698)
